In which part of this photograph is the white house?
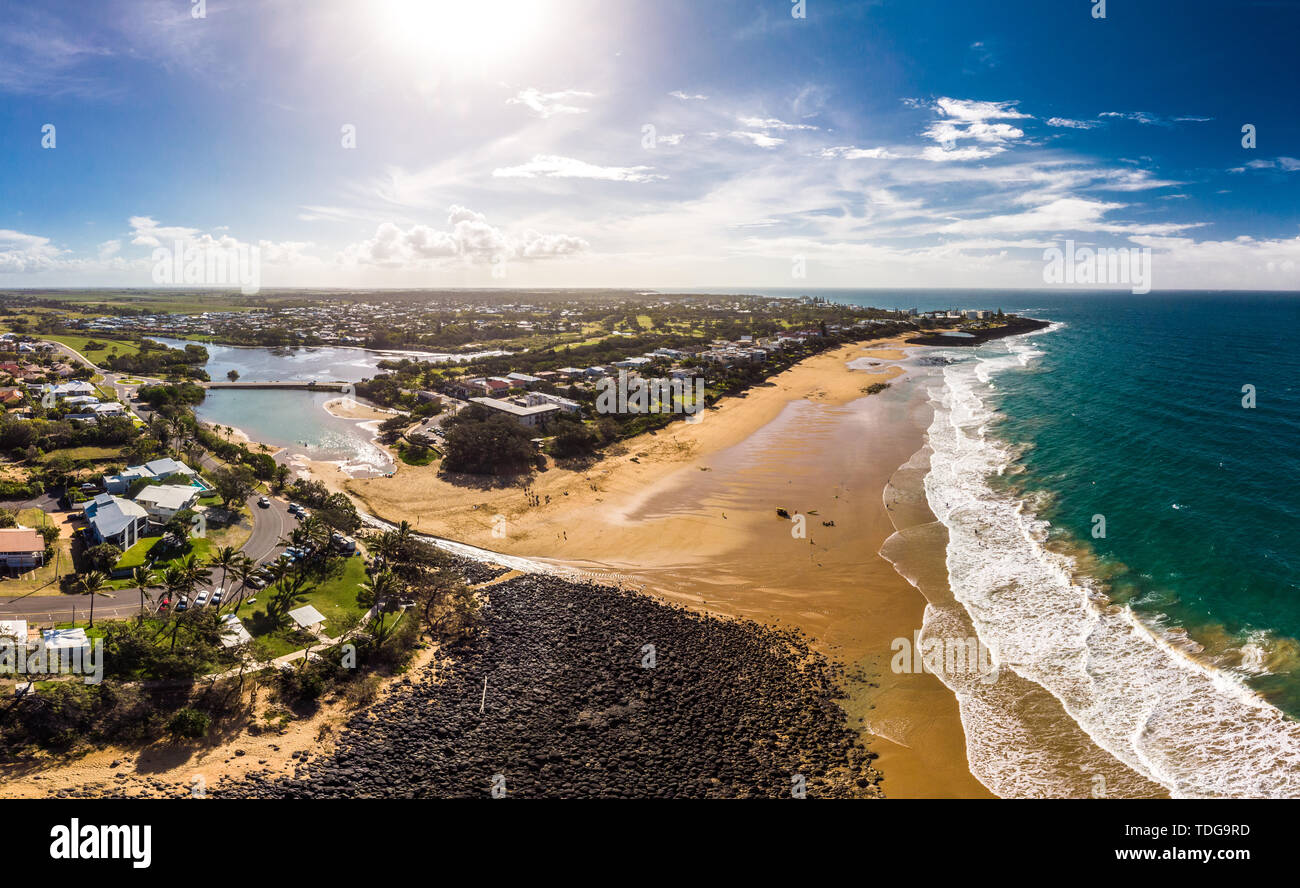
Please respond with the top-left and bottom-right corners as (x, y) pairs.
(133, 484), (200, 523)
(103, 457), (198, 495)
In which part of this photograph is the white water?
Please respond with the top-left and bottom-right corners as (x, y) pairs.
(924, 326), (1300, 798)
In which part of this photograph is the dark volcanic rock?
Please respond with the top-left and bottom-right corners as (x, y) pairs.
(218, 575), (882, 799)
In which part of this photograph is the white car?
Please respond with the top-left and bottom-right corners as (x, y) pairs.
(194, 591), (209, 607)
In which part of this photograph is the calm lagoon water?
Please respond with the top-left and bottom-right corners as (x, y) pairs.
(153, 337), (499, 472)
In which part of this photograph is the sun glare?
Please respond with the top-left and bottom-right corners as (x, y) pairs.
(377, 0), (546, 66)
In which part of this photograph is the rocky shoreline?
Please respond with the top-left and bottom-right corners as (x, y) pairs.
(905, 315), (1051, 347)
(218, 573), (882, 799)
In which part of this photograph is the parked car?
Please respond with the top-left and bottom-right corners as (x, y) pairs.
(176, 596), (189, 612)
(194, 591), (209, 607)
(287, 503), (302, 515)
(211, 589), (224, 605)
(247, 576), (266, 590)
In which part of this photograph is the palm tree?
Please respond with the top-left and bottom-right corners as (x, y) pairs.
(176, 552), (211, 595)
(130, 566), (159, 616)
(77, 570), (110, 628)
(207, 545), (239, 611)
(161, 564), (189, 601)
(167, 414), (190, 455)
(231, 556), (259, 610)
(359, 569), (403, 616)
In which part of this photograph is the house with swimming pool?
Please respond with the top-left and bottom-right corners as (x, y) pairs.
(102, 457), (207, 495)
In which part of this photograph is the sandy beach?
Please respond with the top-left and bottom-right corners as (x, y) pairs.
(338, 336), (990, 797)
(321, 397), (401, 422)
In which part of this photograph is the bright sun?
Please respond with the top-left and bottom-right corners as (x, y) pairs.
(377, 0), (546, 66)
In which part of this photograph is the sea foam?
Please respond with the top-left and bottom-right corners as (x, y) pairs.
(925, 324), (1300, 798)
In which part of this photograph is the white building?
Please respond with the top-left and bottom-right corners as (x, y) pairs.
(469, 396), (560, 428)
(134, 484), (200, 523)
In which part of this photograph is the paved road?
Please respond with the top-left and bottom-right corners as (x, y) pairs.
(242, 493), (293, 564)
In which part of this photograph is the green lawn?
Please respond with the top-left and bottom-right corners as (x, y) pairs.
(397, 442), (439, 466)
(42, 334), (142, 360)
(113, 534), (212, 579)
(234, 555), (369, 649)
(37, 445), (123, 463)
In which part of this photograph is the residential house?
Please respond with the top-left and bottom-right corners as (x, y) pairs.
(41, 627), (91, 660)
(36, 380), (96, 400)
(0, 619), (29, 648)
(81, 494), (150, 550)
(102, 457), (198, 495)
(0, 528), (47, 571)
(505, 372), (542, 388)
(133, 484), (199, 523)
(446, 377), (490, 399)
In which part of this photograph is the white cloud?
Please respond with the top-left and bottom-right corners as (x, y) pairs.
(669, 90), (708, 101)
(0, 229), (61, 273)
(1046, 117), (1098, 129)
(492, 154), (665, 182)
(339, 206), (587, 268)
(737, 116), (818, 131)
(1099, 111), (1213, 127)
(917, 96), (1028, 162)
(1242, 157), (1300, 171)
(937, 197), (1198, 236)
(920, 145), (1005, 162)
(506, 88), (594, 118)
(820, 145), (900, 159)
(932, 97), (1029, 122)
(729, 131), (785, 149)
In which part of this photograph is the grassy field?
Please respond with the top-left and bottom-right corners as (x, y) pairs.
(23, 293), (267, 315)
(37, 445), (124, 464)
(233, 555), (369, 654)
(41, 333), (142, 360)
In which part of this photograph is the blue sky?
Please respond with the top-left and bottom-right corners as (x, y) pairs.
(2, 0), (1298, 290)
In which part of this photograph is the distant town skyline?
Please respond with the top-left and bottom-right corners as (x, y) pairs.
(3, 0), (1299, 291)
